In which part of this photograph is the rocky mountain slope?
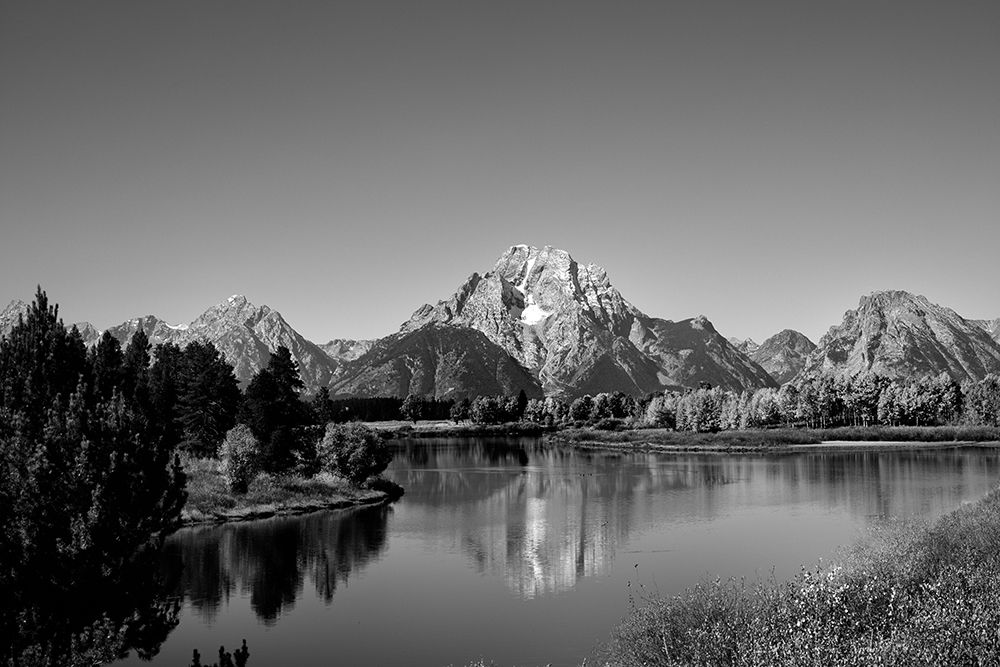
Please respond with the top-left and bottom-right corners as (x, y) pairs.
(331, 325), (544, 399)
(728, 337), (760, 356)
(397, 245), (776, 397)
(973, 318), (1000, 344)
(0, 300), (28, 338)
(796, 291), (1000, 383)
(100, 296), (340, 389)
(750, 330), (816, 384)
(1, 298), (100, 346)
(320, 339), (375, 363)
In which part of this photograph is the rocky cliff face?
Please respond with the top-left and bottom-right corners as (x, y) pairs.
(331, 325), (543, 399)
(797, 291), (1000, 383)
(320, 338), (375, 363)
(399, 245), (776, 397)
(0, 300), (28, 338)
(728, 337), (760, 356)
(101, 296), (340, 389)
(1, 299), (100, 346)
(105, 314), (186, 347)
(750, 329), (816, 384)
(73, 321), (102, 347)
(973, 318), (1000, 344)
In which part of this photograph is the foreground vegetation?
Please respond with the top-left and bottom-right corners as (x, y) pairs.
(0, 290), (399, 663)
(598, 484), (1000, 666)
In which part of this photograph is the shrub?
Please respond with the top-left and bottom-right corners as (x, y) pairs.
(318, 423), (393, 485)
(593, 417), (625, 431)
(218, 424), (261, 493)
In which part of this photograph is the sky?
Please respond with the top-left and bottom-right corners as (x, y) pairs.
(1, 0), (998, 345)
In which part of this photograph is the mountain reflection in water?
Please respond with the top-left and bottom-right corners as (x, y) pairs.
(113, 439), (1000, 667)
(389, 439), (1000, 599)
(162, 503), (391, 624)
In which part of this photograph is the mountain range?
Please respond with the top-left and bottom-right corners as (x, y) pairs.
(798, 290), (1000, 383)
(3, 246), (999, 397)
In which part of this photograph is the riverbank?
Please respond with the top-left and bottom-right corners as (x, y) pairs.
(369, 419), (555, 438)
(598, 480), (1000, 665)
(548, 425), (1000, 454)
(180, 457), (401, 526)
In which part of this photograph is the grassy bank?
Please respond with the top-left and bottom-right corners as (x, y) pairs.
(369, 419), (554, 438)
(598, 484), (1000, 665)
(181, 457), (400, 525)
(550, 425), (1000, 452)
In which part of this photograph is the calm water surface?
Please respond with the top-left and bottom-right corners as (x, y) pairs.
(118, 438), (1000, 666)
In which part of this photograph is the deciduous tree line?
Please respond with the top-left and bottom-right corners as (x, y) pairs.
(452, 374), (999, 433)
(644, 373), (999, 433)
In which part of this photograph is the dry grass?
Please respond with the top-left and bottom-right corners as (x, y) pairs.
(596, 486), (1000, 666)
(181, 456), (379, 522)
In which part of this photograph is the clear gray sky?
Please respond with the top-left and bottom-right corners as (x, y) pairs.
(2, 1), (998, 344)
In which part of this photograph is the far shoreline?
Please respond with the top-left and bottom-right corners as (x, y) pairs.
(545, 425), (1000, 455)
(549, 438), (1000, 456)
(360, 420), (1000, 455)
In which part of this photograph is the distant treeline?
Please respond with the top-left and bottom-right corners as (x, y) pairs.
(314, 394), (453, 423)
(484, 373), (1000, 432)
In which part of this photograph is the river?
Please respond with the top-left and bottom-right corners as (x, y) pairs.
(116, 437), (1000, 666)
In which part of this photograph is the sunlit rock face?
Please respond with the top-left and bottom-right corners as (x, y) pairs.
(103, 295), (340, 389)
(105, 314), (186, 347)
(750, 329), (816, 385)
(0, 299), (29, 338)
(797, 291), (1000, 383)
(320, 338), (375, 363)
(728, 337), (760, 356)
(1, 298), (101, 347)
(972, 318), (1000, 345)
(401, 245), (775, 397)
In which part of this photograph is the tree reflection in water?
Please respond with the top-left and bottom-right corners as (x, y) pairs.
(1, 547), (182, 666)
(388, 439), (1000, 599)
(163, 503), (391, 624)
(189, 640), (249, 667)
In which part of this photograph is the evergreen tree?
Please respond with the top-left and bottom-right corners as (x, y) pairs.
(178, 341), (241, 456)
(240, 346), (308, 471)
(90, 331), (124, 401)
(148, 343), (184, 449)
(0, 287), (88, 433)
(515, 389), (529, 420)
(0, 290), (186, 662)
(310, 386), (336, 425)
(122, 329), (152, 409)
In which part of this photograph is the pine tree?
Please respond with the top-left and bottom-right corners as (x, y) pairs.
(148, 343), (184, 449)
(177, 342), (240, 456)
(310, 386), (336, 425)
(122, 329), (152, 409)
(0, 290), (186, 662)
(91, 331), (124, 401)
(0, 287), (87, 434)
(240, 346), (308, 471)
